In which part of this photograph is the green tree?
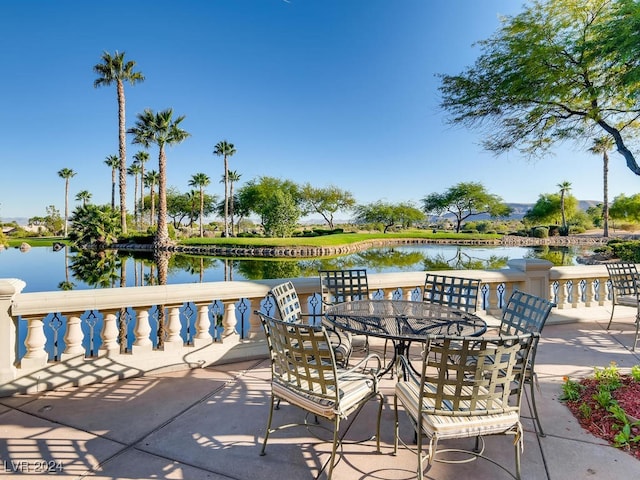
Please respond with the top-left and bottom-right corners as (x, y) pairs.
(609, 194), (640, 222)
(300, 184), (356, 229)
(144, 169), (159, 226)
(524, 192), (579, 227)
(262, 190), (301, 237)
(57, 168), (76, 237)
(589, 136), (616, 237)
(227, 170), (241, 236)
(69, 204), (120, 248)
(93, 51), (145, 234)
(213, 140), (236, 237)
(75, 190), (92, 207)
(421, 182), (511, 233)
(127, 162), (142, 228)
(439, 0), (640, 177)
(44, 205), (63, 235)
(189, 172), (211, 237)
(354, 201), (424, 233)
(128, 108), (190, 248)
(104, 154), (119, 209)
(238, 176), (301, 230)
(557, 181), (572, 235)
(133, 150), (150, 226)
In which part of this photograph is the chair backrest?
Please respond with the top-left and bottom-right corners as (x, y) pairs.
(269, 281), (303, 323)
(606, 262), (640, 299)
(418, 334), (538, 415)
(423, 273), (481, 313)
(499, 290), (555, 336)
(319, 269), (370, 304)
(257, 312), (339, 404)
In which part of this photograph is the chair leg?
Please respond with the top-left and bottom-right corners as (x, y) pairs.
(529, 377), (545, 437)
(634, 312), (640, 351)
(607, 301), (615, 330)
(260, 395), (277, 456)
(514, 436), (522, 480)
(327, 417), (341, 480)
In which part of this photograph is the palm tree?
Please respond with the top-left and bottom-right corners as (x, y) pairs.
(103, 154), (119, 209)
(93, 51), (145, 234)
(213, 140), (236, 237)
(75, 190), (92, 207)
(57, 168), (76, 237)
(589, 136), (615, 237)
(144, 169), (159, 226)
(127, 162), (142, 228)
(557, 180), (572, 235)
(227, 170), (241, 236)
(133, 150), (149, 227)
(189, 172), (211, 237)
(128, 108), (190, 248)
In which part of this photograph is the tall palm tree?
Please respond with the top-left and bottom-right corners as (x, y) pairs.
(57, 168), (76, 237)
(127, 162), (142, 228)
(144, 169), (159, 226)
(557, 180), (572, 235)
(589, 136), (616, 237)
(133, 150), (149, 227)
(75, 190), (92, 207)
(227, 169), (241, 236)
(93, 51), (145, 234)
(213, 140), (236, 237)
(128, 108), (190, 248)
(103, 154), (119, 209)
(189, 172), (211, 237)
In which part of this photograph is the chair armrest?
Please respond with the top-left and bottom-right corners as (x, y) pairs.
(340, 353), (382, 378)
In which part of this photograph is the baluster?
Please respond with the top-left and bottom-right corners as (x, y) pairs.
(100, 310), (119, 355)
(61, 312), (85, 360)
(598, 276), (608, 306)
(193, 302), (213, 347)
(556, 280), (568, 309)
(584, 279), (594, 307)
(21, 315), (48, 368)
(163, 305), (183, 350)
(132, 307), (153, 353)
(222, 300), (237, 338)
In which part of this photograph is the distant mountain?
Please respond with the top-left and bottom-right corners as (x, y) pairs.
(439, 200), (601, 221)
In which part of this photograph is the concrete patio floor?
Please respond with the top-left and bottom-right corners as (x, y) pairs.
(1, 308), (640, 479)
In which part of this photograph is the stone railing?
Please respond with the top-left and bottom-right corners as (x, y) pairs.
(0, 259), (613, 396)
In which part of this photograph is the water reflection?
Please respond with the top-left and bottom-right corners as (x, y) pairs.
(0, 243), (590, 292)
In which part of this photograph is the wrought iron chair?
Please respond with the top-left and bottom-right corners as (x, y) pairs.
(256, 312), (383, 480)
(319, 268), (371, 353)
(268, 281), (352, 366)
(394, 333), (538, 480)
(497, 290), (555, 437)
(423, 273), (482, 313)
(605, 262), (640, 351)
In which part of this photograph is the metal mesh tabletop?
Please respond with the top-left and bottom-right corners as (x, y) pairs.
(324, 300), (487, 342)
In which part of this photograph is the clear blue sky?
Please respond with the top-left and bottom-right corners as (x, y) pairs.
(1, 0), (638, 221)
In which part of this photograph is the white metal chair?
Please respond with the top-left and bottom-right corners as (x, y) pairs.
(256, 312), (383, 480)
(394, 333), (538, 480)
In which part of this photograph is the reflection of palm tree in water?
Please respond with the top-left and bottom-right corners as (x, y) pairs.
(58, 245), (76, 290)
(154, 250), (171, 347)
(423, 246), (509, 271)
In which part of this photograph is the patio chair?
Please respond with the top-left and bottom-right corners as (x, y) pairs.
(605, 262), (640, 351)
(497, 290), (555, 437)
(256, 312), (383, 480)
(319, 268), (372, 353)
(268, 281), (352, 366)
(423, 273), (482, 313)
(394, 333), (538, 480)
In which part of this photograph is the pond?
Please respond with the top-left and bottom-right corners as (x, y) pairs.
(0, 243), (595, 293)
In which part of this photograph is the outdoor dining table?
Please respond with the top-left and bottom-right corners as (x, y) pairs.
(324, 299), (487, 378)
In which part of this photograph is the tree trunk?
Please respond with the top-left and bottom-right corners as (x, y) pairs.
(155, 146), (170, 248)
(603, 151), (609, 237)
(117, 80), (128, 234)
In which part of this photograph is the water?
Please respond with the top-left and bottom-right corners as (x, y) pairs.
(0, 243), (594, 293)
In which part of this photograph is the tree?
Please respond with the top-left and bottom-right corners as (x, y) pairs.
(57, 168), (76, 237)
(609, 194), (640, 222)
(144, 169), (159, 226)
(213, 140), (236, 237)
(421, 182), (511, 233)
(127, 162), (142, 228)
(300, 184), (356, 229)
(44, 205), (63, 235)
(227, 170), (241, 236)
(189, 172), (211, 237)
(128, 108), (190, 248)
(557, 181), (572, 235)
(354, 201), (424, 233)
(238, 176), (301, 230)
(439, 0), (640, 178)
(93, 51), (145, 234)
(523, 192), (578, 227)
(104, 154), (119, 209)
(262, 190), (301, 237)
(589, 136), (616, 237)
(133, 150), (150, 226)
(68, 204), (120, 248)
(75, 190), (92, 207)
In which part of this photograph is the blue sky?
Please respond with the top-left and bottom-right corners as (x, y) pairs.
(1, 0), (638, 221)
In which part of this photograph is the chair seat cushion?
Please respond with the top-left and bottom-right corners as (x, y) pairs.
(396, 379), (520, 440)
(273, 371), (376, 420)
(616, 295), (639, 307)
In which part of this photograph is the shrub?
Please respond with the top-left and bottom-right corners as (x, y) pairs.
(532, 226), (549, 238)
